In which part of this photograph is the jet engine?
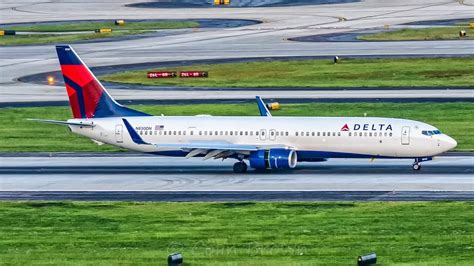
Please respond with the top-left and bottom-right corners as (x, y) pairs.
(249, 149), (297, 170)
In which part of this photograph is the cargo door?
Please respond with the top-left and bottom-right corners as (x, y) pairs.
(401, 126), (410, 145)
(115, 124), (123, 143)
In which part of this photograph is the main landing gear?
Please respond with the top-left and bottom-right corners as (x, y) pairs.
(233, 161), (248, 173)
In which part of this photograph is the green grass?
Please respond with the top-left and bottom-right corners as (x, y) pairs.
(358, 26), (474, 41)
(0, 102), (472, 152)
(0, 21), (199, 46)
(1, 21), (199, 32)
(0, 201), (472, 265)
(99, 58), (474, 88)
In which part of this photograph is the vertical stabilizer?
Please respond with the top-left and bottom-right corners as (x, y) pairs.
(56, 45), (149, 118)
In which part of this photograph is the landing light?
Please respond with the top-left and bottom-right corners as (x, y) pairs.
(47, 76), (55, 85)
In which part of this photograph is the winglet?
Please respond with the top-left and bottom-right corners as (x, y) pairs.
(122, 118), (150, 145)
(256, 96), (272, 117)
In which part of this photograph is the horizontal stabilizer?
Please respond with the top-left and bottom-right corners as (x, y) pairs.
(27, 119), (95, 127)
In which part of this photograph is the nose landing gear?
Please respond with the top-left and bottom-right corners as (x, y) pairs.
(412, 162), (422, 171)
(412, 157), (432, 171)
(233, 161), (248, 173)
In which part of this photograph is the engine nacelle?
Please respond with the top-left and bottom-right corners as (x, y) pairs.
(249, 149), (297, 170)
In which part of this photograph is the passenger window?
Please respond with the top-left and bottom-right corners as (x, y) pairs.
(183, 131), (186, 136)
(369, 132), (372, 137)
(209, 131), (213, 136)
(230, 131), (233, 136)
(306, 132), (309, 136)
(296, 132), (299, 136)
(322, 132), (325, 137)
(389, 133), (393, 137)
(145, 131), (147, 135)
(359, 132), (363, 137)
(159, 131), (162, 135)
(250, 131), (253, 136)
(317, 132), (320, 137)
(190, 131), (193, 135)
(286, 132), (289, 136)
(349, 132), (352, 136)
(215, 131), (218, 135)
(384, 132), (387, 137)
(255, 131), (259, 136)
(240, 131), (243, 136)
(338, 132), (341, 136)
(332, 132), (336, 137)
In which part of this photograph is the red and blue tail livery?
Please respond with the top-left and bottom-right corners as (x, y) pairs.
(56, 45), (149, 119)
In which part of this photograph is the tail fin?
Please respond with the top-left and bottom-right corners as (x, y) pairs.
(56, 45), (149, 119)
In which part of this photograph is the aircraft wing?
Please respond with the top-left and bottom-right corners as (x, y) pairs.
(122, 118), (290, 160)
(157, 142), (288, 160)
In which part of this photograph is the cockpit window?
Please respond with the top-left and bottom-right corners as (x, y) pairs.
(422, 130), (442, 136)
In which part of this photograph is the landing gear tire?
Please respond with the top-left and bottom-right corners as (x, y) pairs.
(233, 161), (248, 173)
(412, 163), (421, 171)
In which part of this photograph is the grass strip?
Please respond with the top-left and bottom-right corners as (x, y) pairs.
(0, 21), (199, 46)
(0, 102), (472, 152)
(0, 201), (472, 265)
(1, 21), (199, 32)
(99, 58), (474, 88)
(358, 26), (474, 41)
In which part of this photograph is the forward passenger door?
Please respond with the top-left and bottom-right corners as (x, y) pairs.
(401, 126), (410, 145)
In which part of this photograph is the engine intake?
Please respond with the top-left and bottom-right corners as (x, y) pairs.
(249, 149), (297, 169)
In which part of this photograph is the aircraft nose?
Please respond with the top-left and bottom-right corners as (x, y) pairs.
(441, 135), (457, 151)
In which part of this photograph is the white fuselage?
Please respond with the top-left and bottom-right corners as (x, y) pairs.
(68, 116), (456, 160)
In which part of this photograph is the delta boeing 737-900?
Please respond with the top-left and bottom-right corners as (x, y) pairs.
(31, 45), (457, 173)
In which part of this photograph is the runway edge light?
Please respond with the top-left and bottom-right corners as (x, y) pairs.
(357, 253), (377, 266)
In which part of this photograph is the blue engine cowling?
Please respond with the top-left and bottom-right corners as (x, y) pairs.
(249, 149), (297, 169)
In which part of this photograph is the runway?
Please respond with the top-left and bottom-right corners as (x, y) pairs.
(1, 155), (472, 200)
(1, 191), (473, 201)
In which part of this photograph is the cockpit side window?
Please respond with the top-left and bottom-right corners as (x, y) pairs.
(422, 130), (442, 136)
